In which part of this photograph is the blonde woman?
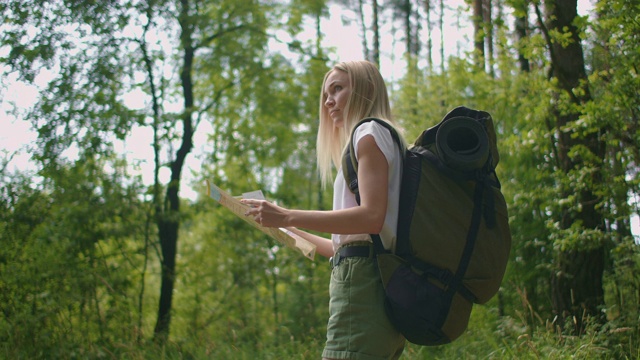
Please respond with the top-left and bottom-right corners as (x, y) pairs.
(243, 60), (406, 359)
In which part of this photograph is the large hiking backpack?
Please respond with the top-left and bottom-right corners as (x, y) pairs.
(342, 106), (511, 346)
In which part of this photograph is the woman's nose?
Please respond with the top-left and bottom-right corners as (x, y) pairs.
(325, 96), (334, 107)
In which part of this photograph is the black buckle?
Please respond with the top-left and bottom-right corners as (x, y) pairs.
(329, 251), (342, 269)
(330, 244), (372, 269)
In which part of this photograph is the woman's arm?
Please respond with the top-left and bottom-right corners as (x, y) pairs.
(285, 227), (334, 258)
(243, 135), (388, 244)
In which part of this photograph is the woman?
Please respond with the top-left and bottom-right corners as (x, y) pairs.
(242, 60), (406, 360)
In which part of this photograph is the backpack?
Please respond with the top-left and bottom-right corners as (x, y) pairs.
(342, 106), (511, 346)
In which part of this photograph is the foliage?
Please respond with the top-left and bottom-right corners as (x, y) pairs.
(0, 157), (150, 358)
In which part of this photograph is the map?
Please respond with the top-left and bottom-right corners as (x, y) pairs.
(206, 181), (316, 260)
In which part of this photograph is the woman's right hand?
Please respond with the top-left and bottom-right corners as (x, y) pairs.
(241, 199), (290, 228)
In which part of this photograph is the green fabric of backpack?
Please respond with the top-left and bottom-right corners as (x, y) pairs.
(342, 106), (511, 346)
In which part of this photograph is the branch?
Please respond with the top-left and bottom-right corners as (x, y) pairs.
(0, 151), (16, 175)
(198, 23), (328, 62)
(196, 24), (249, 49)
(195, 77), (237, 130)
(533, 3), (556, 79)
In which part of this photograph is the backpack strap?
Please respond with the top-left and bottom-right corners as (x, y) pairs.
(448, 178), (486, 303)
(342, 118), (404, 202)
(342, 118), (404, 255)
(410, 259), (478, 303)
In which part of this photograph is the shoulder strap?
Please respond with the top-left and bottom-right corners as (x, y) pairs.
(342, 118), (404, 204)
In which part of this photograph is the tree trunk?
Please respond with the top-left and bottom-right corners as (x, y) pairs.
(439, 0), (444, 73)
(357, 0), (371, 62)
(514, 1), (530, 72)
(539, 0), (605, 333)
(139, 13), (160, 343)
(153, 0), (195, 341)
(404, 0), (411, 56)
(423, 0), (433, 70)
(485, 0), (494, 77)
(473, 0), (485, 69)
(372, 0), (380, 67)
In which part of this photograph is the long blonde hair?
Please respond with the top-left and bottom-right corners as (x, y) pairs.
(316, 60), (396, 187)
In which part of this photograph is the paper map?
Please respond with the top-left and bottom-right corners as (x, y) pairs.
(206, 181), (316, 260)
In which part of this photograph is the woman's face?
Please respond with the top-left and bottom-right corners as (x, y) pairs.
(323, 69), (351, 128)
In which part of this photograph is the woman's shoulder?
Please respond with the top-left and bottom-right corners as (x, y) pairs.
(353, 120), (400, 160)
(353, 119), (395, 144)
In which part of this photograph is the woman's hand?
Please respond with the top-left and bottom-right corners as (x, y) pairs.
(241, 199), (290, 228)
(241, 200), (336, 258)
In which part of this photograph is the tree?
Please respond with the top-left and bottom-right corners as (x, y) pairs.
(534, 0), (606, 332)
(391, 0), (420, 59)
(372, 0), (381, 66)
(423, 0), (434, 69)
(472, 0), (485, 69)
(512, 0), (531, 72)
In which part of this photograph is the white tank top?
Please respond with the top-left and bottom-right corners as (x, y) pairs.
(332, 121), (402, 252)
